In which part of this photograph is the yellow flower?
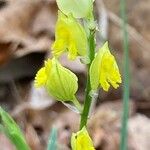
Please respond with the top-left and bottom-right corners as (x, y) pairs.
(71, 127), (95, 150)
(34, 58), (78, 102)
(52, 11), (88, 60)
(90, 42), (122, 91)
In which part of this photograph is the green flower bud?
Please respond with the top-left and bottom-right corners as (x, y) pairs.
(56, 0), (94, 19)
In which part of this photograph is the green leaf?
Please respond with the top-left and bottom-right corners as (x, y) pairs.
(47, 127), (57, 150)
(0, 124), (4, 132)
(0, 107), (31, 150)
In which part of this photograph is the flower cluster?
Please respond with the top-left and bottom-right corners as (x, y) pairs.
(34, 0), (122, 149)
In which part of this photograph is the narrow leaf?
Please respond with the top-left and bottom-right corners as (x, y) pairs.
(0, 107), (31, 150)
(47, 127), (57, 150)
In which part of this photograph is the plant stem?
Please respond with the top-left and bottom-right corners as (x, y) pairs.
(80, 29), (95, 129)
(120, 0), (130, 149)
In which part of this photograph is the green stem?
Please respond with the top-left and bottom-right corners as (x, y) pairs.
(120, 0), (130, 150)
(80, 30), (95, 129)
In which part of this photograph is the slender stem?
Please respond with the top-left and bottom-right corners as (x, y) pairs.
(120, 0), (130, 150)
(80, 30), (95, 129)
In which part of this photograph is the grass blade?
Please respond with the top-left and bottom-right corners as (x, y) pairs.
(0, 106), (31, 150)
(47, 127), (57, 150)
(120, 0), (130, 149)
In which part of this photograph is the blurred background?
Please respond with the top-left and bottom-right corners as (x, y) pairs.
(0, 0), (150, 149)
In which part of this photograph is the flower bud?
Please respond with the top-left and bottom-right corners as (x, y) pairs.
(56, 0), (94, 19)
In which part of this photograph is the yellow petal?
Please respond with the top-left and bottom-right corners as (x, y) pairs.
(99, 47), (121, 91)
(52, 39), (67, 57)
(68, 41), (77, 60)
(34, 59), (52, 88)
(45, 59), (52, 74)
(34, 67), (47, 88)
(52, 12), (69, 57)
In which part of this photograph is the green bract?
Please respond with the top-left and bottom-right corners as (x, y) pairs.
(56, 0), (93, 19)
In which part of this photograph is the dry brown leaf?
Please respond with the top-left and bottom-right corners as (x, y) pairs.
(0, 0), (57, 65)
(129, 114), (150, 150)
(89, 101), (135, 149)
